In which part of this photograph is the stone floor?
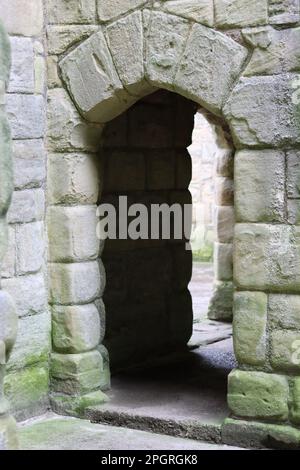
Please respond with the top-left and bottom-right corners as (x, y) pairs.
(18, 414), (242, 450)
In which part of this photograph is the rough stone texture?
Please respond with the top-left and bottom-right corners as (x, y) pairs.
(215, 206), (234, 243)
(48, 0), (96, 25)
(158, 0), (214, 26)
(49, 262), (103, 306)
(224, 75), (300, 148)
(0, 0), (43, 36)
(269, 0), (300, 25)
(233, 291), (267, 366)
(235, 150), (285, 223)
(215, 0), (268, 28)
(174, 23), (248, 115)
(52, 304), (101, 354)
(208, 281), (233, 321)
(287, 150), (300, 198)
(97, 0), (147, 22)
(16, 222), (44, 274)
(6, 94), (45, 139)
(8, 37), (34, 93)
(7, 188), (44, 224)
(48, 206), (99, 262)
(290, 378), (300, 424)
(2, 273), (47, 318)
(12, 139), (46, 190)
(270, 330), (300, 372)
(228, 370), (289, 421)
(214, 243), (233, 281)
(269, 294), (300, 330)
(47, 25), (98, 55)
(234, 224), (300, 292)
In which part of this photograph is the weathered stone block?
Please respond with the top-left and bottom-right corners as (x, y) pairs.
(7, 312), (51, 373)
(97, 0), (147, 22)
(0, 0), (43, 36)
(0, 290), (17, 361)
(1, 225), (15, 279)
(7, 189), (44, 224)
(269, 0), (300, 25)
(214, 243), (233, 281)
(60, 30), (135, 123)
(208, 281), (233, 321)
(290, 377), (300, 424)
(4, 365), (49, 421)
(52, 304), (101, 354)
(16, 222), (44, 275)
(145, 12), (190, 90)
(234, 224), (300, 292)
(215, 177), (234, 206)
(287, 150), (300, 198)
(2, 272), (46, 318)
(215, 206), (234, 243)
(97, 344), (111, 391)
(235, 150), (285, 223)
(12, 139), (46, 190)
(48, 206), (99, 262)
(270, 330), (300, 372)
(269, 294), (300, 330)
(8, 37), (34, 93)
(215, 0), (268, 28)
(50, 390), (108, 417)
(158, 0), (214, 26)
(49, 262), (103, 305)
(47, 56), (61, 89)
(47, 25), (98, 55)
(224, 75), (300, 148)
(51, 351), (102, 395)
(228, 370), (289, 421)
(233, 291), (267, 366)
(47, 89), (102, 152)
(174, 23), (248, 115)
(6, 94), (45, 139)
(48, 0), (95, 24)
(287, 199), (300, 225)
(243, 27), (300, 76)
(105, 11), (152, 96)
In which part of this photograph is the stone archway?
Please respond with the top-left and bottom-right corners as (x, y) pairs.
(47, 3), (300, 442)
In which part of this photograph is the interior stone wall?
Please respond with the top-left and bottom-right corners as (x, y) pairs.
(102, 90), (196, 370)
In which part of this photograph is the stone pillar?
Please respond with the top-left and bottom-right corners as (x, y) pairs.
(0, 19), (18, 450)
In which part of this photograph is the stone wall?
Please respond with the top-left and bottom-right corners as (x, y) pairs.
(102, 90), (195, 370)
(0, 0), (50, 420)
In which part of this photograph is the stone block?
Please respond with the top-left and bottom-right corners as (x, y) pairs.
(287, 150), (300, 198)
(145, 12), (190, 90)
(2, 272), (46, 318)
(12, 139), (46, 190)
(50, 390), (108, 417)
(208, 281), (233, 321)
(48, 0), (95, 24)
(47, 25), (98, 55)
(243, 27), (300, 76)
(287, 199), (300, 225)
(0, 290), (17, 361)
(8, 37), (34, 93)
(158, 0), (214, 26)
(215, 206), (234, 243)
(4, 365), (49, 421)
(0, 112), (13, 217)
(51, 351), (102, 395)
(269, 0), (300, 25)
(174, 23), (248, 115)
(105, 11), (152, 96)
(49, 261), (104, 305)
(1, 225), (15, 279)
(16, 222), (44, 275)
(215, 177), (234, 206)
(104, 151), (146, 192)
(47, 89), (102, 153)
(146, 150), (176, 190)
(0, 0), (43, 36)
(270, 330), (300, 372)
(97, 344), (111, 391)
(48, 153), (99, 205)
(47, 56), (61, 89)
(233, 291), (267, 366)
(7, 312), (51, 373)
(97, 0), (147, 22)
(224, 75), (300, 148)
(235, 150), (285, 223)
(0, 217), (8, 264)
(6, 94), (45, 139)
(269, 294), (300, 330)
(234, 224), (300, 292)
(214, 243), (233, 281)
(52, 304), (101, 354)
(60, 30), (135, 123)
(48, 206), (99, 262)
(228, 370), (289, 421)
(7, 188), (44, 224)
(290, 377), (300, 424)
(215, 0), (268, 27)
(34, 56), (46, 95)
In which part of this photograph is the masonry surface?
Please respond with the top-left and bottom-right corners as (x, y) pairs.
(0, 0), (299, 450)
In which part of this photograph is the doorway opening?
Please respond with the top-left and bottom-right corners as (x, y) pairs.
(88, 90), (237, 440)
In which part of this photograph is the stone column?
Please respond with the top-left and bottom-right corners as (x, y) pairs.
(0, 19), (18, 450)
